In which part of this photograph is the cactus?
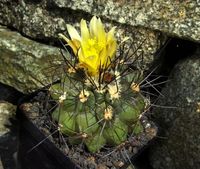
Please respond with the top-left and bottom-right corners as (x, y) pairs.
(50, 16), (147, 153)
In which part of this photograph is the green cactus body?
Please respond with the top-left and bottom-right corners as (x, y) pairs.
(52, 109), (76, 136)
(131, 121), (144, 135)
(103, 118), (128, 145)
(84, 131), (106, 153)
(119, 96), (145, 124)
(76, 113), (98, 134)
(119, 104), (140, 124)
(49, 83), (64, 100)
(50, 75), (146, 152)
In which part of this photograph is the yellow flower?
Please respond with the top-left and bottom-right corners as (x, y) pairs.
(59, 16), (117, 76)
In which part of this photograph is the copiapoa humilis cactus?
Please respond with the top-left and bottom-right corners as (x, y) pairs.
(49, 16), (149, 153)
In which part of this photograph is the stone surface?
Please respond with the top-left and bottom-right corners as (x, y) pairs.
(149, 49), (200, 169)
(0, 102), (16, 136)
(0, 0), (199, 42)
(0, 0), (165, 72)
(0, 26), (63, 93)
(54, 0), (200, 42)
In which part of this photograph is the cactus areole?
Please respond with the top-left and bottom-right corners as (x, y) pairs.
(51, 16), (147, 153)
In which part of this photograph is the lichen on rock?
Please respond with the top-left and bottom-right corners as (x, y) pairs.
(0, 26), (63, 93)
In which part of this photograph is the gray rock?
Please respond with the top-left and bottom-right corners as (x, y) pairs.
(0, 102), (16, 136)
(0, 0), (199, 42)
(54, 0), (200, 42)
(0, 26), (63, 93)
(149, 50), (200, 169)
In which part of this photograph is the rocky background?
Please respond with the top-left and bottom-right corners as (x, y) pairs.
(0, 0), (200, 169)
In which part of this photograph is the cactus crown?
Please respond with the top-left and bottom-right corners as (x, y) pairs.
(50, 16), (148, 153)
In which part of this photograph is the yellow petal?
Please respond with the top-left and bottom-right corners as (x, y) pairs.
(72, 39), (81, 49)
(107, 41), (117, 59)
(66, 24), (81, 41)
(97, 18), (106, 44)
(58, 32), (80, 55)
(99, 47), (108, 68)
(67, 40), (78, 55)
(86, 56), (98, 70)
(58, 33), (70, 43)
(107, 26), (116, 43)
(80, 19), (90, 41)
(78, 48), (86, 63)
(78, 49), (96, 75)
(89, 16), (97, 37)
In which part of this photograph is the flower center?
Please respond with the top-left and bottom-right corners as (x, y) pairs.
(83, 38), (105, 59)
